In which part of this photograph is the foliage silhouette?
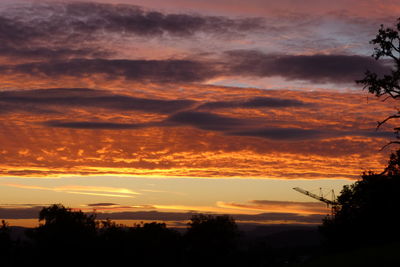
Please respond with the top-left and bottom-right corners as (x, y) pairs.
(0, 220), (12, 265)
(29, 203), (97, 244)
(185, 214), (241, 266)
(25, 204), (98, 266)
(96, 220), (182, 266)
(0, 219), (11, 247)
(357, 17), (400, 145)
(320, 149), (400, 248)
(0, 205), (324, 267)
(317, 18), (400, 251)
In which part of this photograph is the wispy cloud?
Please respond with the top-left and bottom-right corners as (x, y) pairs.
(84, 203), (156, 211)
(217, 200), (328, 214)
(2, 183), (140, 198)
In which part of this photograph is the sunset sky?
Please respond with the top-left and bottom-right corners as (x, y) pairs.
(0, 0), (399, 227)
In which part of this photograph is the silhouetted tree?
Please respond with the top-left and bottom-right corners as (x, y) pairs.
(26, 204), (98, 266)
(0, 219), (11, 246)
(320, 19), (400, 250)
(320, 151), (400, 248)
(0, 206), (318, 267)
(357, 17), (400, 144)
(33, 204), (97, 241)
(128, 222), (183, 266)
(0, 220), (12, 265)
(185, 214), (240, 266)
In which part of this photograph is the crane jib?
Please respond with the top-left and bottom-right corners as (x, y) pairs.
(293, 187), (338, 206)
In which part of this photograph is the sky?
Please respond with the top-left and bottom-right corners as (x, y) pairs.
(0, 0), (399, 227)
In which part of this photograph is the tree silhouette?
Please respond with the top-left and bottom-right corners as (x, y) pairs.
(185, 214), (240, 266)
(26, 204), (98, 266)
(321, 19), (400, 248)
(0, 206), (318, 267)
(0, 220), (12, 265)
(129, 222), (183, 266)
(0, 219), (11, 246)
(320, 151), (400, 248)
(357, 17), (400, 144)
(33, 203), (97, 243)
(96, 220), (182, 266)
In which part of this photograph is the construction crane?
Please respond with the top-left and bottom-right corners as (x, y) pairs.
(293, 187), (338, 206)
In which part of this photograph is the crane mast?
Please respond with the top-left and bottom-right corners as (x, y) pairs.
(293, 187), (337, 206)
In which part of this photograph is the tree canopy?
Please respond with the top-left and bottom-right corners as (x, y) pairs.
(321, 17), (400, 249)
(357, 18), (400, 142)
(320, 151), (400, 247)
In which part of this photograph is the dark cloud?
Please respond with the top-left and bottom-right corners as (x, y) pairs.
(44, 110), (248, 131)
(0, 3), (390, 86)
(232, 128), (329, 140)
(0, 51), (390, 84)
(42, 120), (153, 130)
(0, 206), (42, 219)
(95, 211), (196, 221)
(0, 2), (264, 61)
(34, 99), (393, 141)
(167, 111), (248, 131)
(0, 45), (109, 60)
(220, 200), (327, 215)
(0, 2), (263, 43)
(0, 103), (60, 115)
(58, 2), (264, 36)
(352, 130), (394, 139)
(0, 88), (195, 114)
(166, 112), (390, 141)
(198, 97), (308, 110)
(233, 213), (324, 223)
(0, 15), (107, 59)
(0, 59), (216, 83)
(87, 203), (119, 207)
(232, 127), (394, 141)
(0, 16), (36, 46)
(225, 50), (392, 83)
(250, 200), (325, 207)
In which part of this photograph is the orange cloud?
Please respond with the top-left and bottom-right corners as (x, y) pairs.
(0, 83), (395, 180)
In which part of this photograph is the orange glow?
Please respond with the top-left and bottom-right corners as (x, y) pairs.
(0, 85), (393, 179)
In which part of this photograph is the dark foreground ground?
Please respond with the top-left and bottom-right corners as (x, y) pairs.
(3, 223), (399, 267)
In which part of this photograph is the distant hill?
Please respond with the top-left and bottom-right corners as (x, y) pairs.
(9, 223), (321, 248)
(9, 226), (30, 241)
(239, 224), (321, 248)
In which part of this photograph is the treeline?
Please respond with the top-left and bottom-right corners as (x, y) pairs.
(0, 204), (311, 267)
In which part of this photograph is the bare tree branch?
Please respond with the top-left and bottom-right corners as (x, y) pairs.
(377, 114), (400, 129)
